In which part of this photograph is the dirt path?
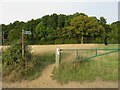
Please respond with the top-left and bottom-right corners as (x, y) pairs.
(2, 64), (118, 88)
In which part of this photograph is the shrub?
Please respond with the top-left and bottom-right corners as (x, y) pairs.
(2, 40), (31, 66)
(2, 40), (32, 82)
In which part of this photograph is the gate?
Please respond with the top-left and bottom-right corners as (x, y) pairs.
(56, 48), (120, 66)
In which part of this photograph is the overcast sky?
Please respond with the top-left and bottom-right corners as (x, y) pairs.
(0, 0), (119, 25)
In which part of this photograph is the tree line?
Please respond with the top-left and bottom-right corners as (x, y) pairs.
(0, 12), (119, 45)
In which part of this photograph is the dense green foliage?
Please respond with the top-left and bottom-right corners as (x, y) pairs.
(2, 40), (31, 65)
(1, 12), (119, 45)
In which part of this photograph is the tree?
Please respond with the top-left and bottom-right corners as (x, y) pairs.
(103, 24), (111, 45)
(58, 14), (66, 28)
(6, 21), (25, 45)
(41, 15), (49, 28)
(50, 13), (58, 29)
(35, 22), (47, 44)
(68, 15), (104, 44)
(99, 16), (111, 45)
(108, 21), (120, 44)
(23, 19), (41, 44)
(8, 29), (21, 44)
(2, 23), (14, 45)
(100, 17), (107, 24)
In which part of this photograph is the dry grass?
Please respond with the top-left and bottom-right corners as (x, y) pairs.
(29, 44), (107, 54)
(1, 44), (118, 54)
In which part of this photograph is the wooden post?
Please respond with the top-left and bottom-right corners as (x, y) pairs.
(56, 48), (60, 67)
(22, 30), (25, 67)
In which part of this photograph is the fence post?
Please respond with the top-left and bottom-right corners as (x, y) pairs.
(56, 48), (61, 67)
(96, 50), (98, 56)
(76, 50), (78, 61)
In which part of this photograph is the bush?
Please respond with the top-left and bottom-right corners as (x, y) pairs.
(2, 40), (31, 66)
(2, 40), (32, 82)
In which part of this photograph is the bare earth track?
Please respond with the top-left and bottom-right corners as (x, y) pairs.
(1, 44), (118, 88)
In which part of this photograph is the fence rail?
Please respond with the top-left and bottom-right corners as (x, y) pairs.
(61, 48), (120, 51)
(56, 48), (120, 67)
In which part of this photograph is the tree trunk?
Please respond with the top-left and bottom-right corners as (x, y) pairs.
(81, 34), (83, 44)
(104, 37), (108, 45)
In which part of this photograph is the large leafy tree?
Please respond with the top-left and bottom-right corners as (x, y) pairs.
(67, 15), (104, 44)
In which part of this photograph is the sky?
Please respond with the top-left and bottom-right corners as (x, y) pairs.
(0, 0), (119, 25)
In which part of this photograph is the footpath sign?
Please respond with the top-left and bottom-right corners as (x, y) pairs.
(24, 31), (31, 35)
(22, 30), (31, 67)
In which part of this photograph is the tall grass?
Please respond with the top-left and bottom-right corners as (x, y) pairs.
(52, 53), (118, 83)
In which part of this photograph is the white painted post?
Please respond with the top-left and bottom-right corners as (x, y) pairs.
(56, 48), (61, 67)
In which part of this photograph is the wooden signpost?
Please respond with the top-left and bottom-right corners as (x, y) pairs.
(22, 30), (31, 67)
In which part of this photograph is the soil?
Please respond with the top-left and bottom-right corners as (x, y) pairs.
(2, 64), (118, 88)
